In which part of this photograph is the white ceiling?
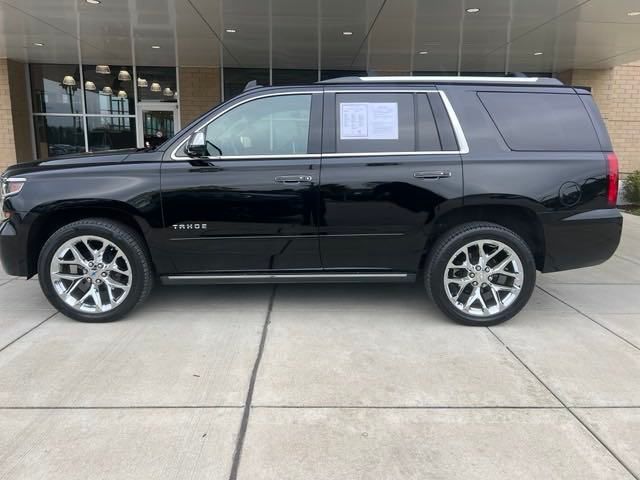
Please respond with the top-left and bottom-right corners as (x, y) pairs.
(1, 0), (640, 72)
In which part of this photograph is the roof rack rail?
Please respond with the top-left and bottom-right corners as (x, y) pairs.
(243, 80), (263, 92)
(318, 75), (563, 86)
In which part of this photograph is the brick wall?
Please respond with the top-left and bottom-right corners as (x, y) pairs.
(0, 59), (32, 172)
(569, 64), (640, 173)
(178, 67), (221, 127)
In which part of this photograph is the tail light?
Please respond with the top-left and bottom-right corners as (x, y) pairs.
(607, 152), (619, 207)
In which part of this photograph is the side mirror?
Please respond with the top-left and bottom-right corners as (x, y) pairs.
(185, 132), (208, 158)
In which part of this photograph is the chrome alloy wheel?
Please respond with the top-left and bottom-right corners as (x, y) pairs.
(443, 239), (524, 318)
(49, 235), (132, 313)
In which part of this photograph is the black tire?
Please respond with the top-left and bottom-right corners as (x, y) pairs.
(425, 222), (536, 326)
(38, 218), (153, 323)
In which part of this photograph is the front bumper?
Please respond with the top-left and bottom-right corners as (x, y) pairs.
(540, 208), (623, 273)
(0, 216), (29, 277)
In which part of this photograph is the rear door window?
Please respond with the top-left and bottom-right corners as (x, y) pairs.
(335, 93), (415, 153)
(478, 91), (601, 151)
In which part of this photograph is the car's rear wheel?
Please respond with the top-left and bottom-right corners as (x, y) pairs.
(38, 218), (153, 322)
(425, 222), (536, 326)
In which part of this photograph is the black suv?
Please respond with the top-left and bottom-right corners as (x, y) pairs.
(0, 76), (622, 325)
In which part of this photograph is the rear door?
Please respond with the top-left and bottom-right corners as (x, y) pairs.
(160, 90), (323, 273)
(318, 87), (465, 272)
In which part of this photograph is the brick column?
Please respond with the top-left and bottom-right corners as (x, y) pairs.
(569, 63), (640, 174)
(178, 67), (221, 127)
(0, 59), (32, 171)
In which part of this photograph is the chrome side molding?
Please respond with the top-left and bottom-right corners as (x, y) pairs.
(161, 272), (415, 285)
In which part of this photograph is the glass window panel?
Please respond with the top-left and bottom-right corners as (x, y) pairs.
(34, 115), (85, 159)
(272, 69), (318, 86)
(137, 66), (177, 103)
(83, 65), (134, 115)
(87, 116), (137, 152)
(204, 95), (311, 156)
(30, 64), (82, 114)
(223, 68), (270, 101)
(142, 110), (175, 149)
(320, 70), (366, 81)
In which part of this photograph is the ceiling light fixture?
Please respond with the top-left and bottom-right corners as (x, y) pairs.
(466, 7), (480, 13)
(137, 78), (148, 88)
(85, 0), (101, 4)
(150, 82), (161, 92)
(96, 64), (111, 74)
(418, 51), (428, 55)
(62, 75), (76, 87)
(84, 81), (96, 91)
(102, 86), (113, 95)
(163, 87), (173, 97)
(117, 90), (127, 99)
(627, 11), (640, 16)
(225, 28), (237, 33)
(343, 31), (353, 36)
(533, 51), (544, 56)
(117, 69), (131, 81)
(33, 42), (44, 47)
(151, 45), (161, 49)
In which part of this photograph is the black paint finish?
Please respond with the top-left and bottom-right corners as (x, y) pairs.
(0, 81), (622, 281)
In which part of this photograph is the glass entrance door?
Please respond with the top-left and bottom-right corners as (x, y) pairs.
(136, 103), (180, 148)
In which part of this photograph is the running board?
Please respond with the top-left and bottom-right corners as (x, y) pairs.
(160, 272), (415, 285)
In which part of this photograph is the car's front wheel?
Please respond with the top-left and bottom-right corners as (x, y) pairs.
(38, 218), (153, 322)
(425, 222), (536, 326)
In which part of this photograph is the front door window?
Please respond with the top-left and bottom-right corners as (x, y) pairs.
(203, 94), (312, 157)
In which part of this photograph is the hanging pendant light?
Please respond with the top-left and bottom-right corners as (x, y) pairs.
(137, 77), (148, 88)
(84, 80), (96, 91)
(163, 87), (173, 97)
(117, 90), (128, 98)
(102, 86), (113, 95)
(150, 82), (161, 92)
(117, 69), (131, 81)
(96, 65), (111, 74)
(62, 75), (76, 86)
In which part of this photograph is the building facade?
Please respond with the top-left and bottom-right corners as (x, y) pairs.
(0, 0), (639, 174)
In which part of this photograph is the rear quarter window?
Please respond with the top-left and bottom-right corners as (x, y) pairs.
(478, 91), (601, 151)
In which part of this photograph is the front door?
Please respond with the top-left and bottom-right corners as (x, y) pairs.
(160, 90), (323, 273)
(136, 102), (180, 148)
(318, 89), (465, 272)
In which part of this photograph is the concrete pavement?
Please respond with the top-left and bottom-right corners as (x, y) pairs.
(0, 213), (639, 479)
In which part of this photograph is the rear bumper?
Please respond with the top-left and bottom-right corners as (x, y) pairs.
(540, 208), (622, 273)
(0, 216), (29, 277)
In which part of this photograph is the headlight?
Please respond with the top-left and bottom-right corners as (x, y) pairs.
(0, 177), (26, 219)
(1, 177), (26, 198)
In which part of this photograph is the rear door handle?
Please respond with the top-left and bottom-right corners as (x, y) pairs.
(413, 171), (452, 179)
(274, 175), (313, 184)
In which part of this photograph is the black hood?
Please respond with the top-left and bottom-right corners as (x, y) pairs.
(2, 149), (142, 177)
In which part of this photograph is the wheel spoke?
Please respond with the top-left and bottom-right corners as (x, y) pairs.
(493, 255), (514, 274)
(90, 287), (103, 312)
(52, 271), (84, 281)
(489, 285), (502, 309)
(463, 288), (479, 311)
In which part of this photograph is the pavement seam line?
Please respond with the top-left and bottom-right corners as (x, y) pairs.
(0, 311), (58, 354)
(228, 285), (277, 480)
(536, 285), (640, 352)
(487, 326), (640, 480)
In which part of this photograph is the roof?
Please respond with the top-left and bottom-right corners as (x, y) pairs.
(318, 76), (564, 86)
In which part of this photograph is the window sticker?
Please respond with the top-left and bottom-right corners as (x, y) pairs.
(340, 102), (399, 140)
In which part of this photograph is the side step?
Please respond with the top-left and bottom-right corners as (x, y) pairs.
(160, 272), (415, 285)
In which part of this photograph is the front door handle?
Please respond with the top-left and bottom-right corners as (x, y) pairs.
(274, 175), (313, 184)
(413, 171), (452, 180)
